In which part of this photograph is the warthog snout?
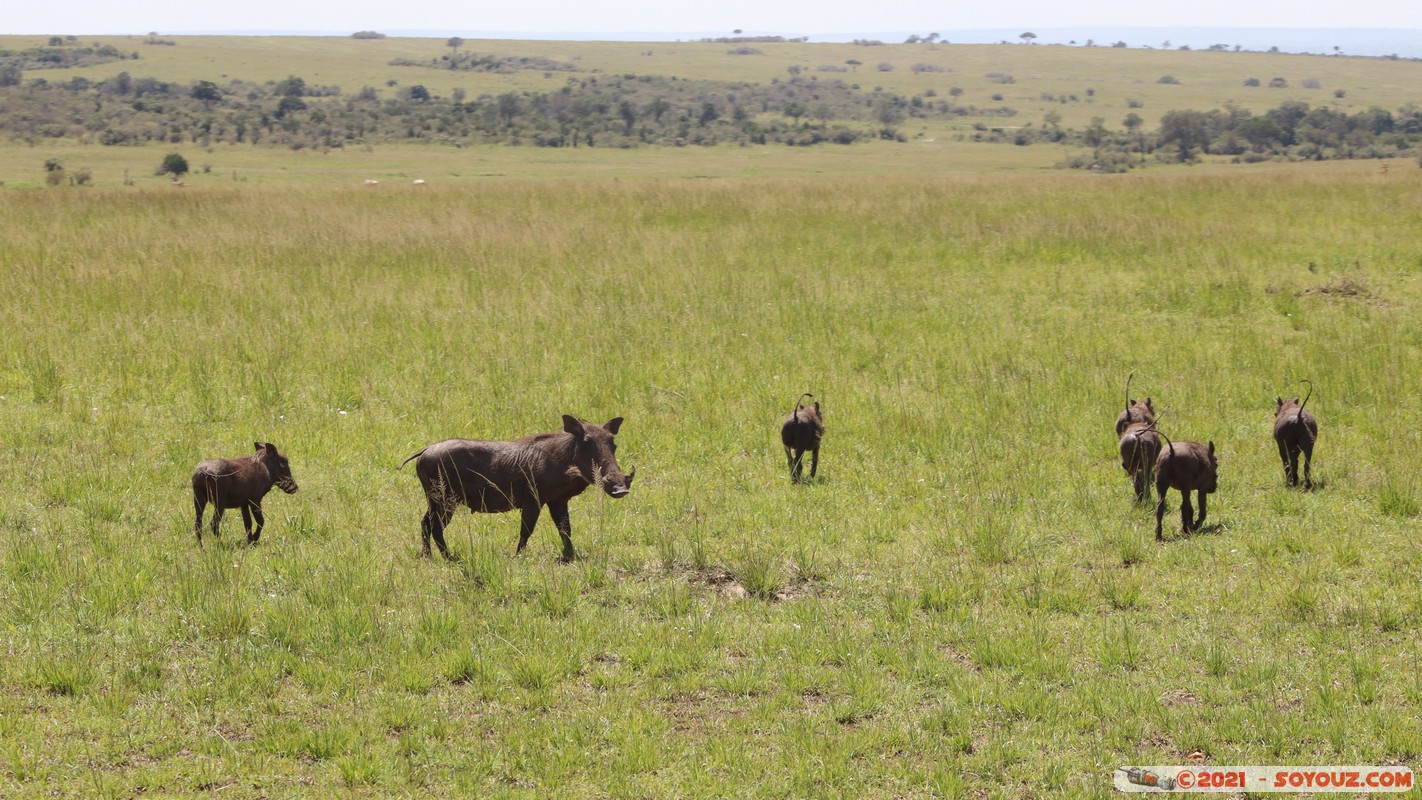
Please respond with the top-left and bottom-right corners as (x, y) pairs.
(277, 478), (300, 494)
(607, 466), (635, 498)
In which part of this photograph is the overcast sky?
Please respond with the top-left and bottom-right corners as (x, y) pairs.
(3, 0), (1420, 37)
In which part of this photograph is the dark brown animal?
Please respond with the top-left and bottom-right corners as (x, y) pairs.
(402, 415), (634, 562)
(1114, 372), (1156, 437)
(1274, 381), (1319, 490)
(192, 442), (299, 545)
(1154, 437), (1218, 540)
(780, 393), (824, 482)
(1118, 422), (1161, 503)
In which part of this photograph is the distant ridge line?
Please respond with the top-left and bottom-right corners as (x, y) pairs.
(74, 26), (1422, 58)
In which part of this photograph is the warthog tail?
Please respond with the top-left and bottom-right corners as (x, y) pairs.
(399, 448), (426, 470)
(1296, 378), (1313, 418)
(1296, 378), (1315, 443)
(1141, 412), (1174, 456)
(1124, 371), (1134, 411)
(790, 392), (815, 420)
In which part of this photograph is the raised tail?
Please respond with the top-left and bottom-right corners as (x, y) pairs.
(1296, 378), (1315, 443)
(399, 448), (426, 470)
(1124, 371), (1134, 412)
(790, 392), (815, 421)
(1296, 378), (1313, 420)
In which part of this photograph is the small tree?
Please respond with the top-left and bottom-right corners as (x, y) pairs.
(274, 75), (306, 97)
(158, 153), (189, 179)
(191, 80), (220, 103)
(1123, 112), (1146, 159)
(1020, 32), (1037, 44)
(1084, 116), (1108, 147)
(1158, 110), (1210, 162)
(446, 36), (464, 65)
(44, 158), (65, 187)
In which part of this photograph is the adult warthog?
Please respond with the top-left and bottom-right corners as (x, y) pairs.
(402, 415), (634, 562)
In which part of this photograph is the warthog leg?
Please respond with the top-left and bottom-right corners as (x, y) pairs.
(809, 446), (819, 479)
(548, 500), (576, 562)
(515, 501), (542, 555)
(421, 497), (455, 560)
(194, 495), (208, 545)
(1277, 438), (1295, 486)
(1193, 490), (1207, 532)
(1301, 440), (1313, 490)
(244, 503), (265, 544)
(1154, 479), (1170, 541)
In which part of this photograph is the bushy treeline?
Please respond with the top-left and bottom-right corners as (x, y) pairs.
(390, 52), (577, 73)
(6, 56), (1411, 164)
(1041, 101), (1421, 171)
(0, 71), (978, 149)
(0, 43), (137, 85)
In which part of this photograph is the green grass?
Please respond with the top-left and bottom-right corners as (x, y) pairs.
(1, 166), (1421, 796)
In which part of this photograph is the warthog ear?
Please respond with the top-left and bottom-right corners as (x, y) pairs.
(562, 415), (584, 436)
(1276, 396), (1283, 409)
(1208, 441), (1215, 456)
(254, 441), (265, 452)
(1292, 396), (1300, 405)
(603, 417), (624, 435)
(1144, 397), (1154, 411)
(813, 402), (820, 413)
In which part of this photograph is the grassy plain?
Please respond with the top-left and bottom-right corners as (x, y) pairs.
(1, 162), (1421, 797)
(0, 136), (1069, 189)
